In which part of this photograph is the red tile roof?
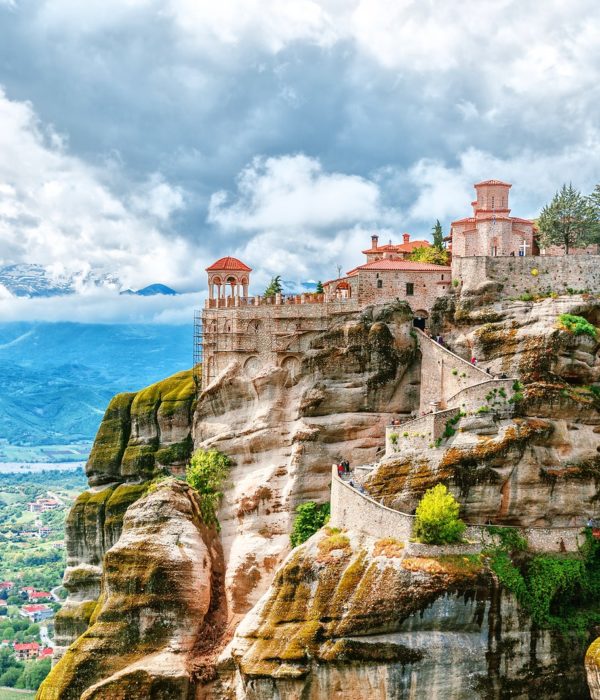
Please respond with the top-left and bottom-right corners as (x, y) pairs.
(14, 642), (39, 651)
(361, 240), (430, 254)
(205, 256), (252, 272)
(30, 592), (50, 599)
(474, 179), (511, 187)
(348, 260), (451, 275)
(40, 648), (53, 657)
(22, 604), (51, 613)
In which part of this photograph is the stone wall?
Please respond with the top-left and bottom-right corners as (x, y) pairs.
(452, 255), (600, 298)
(416, 329), (489, 412)
(330, 466), (584, 553)
(446, 378), (516, 413)
(353, 268), (450, 313)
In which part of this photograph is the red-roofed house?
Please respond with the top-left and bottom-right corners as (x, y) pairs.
(13, 642), (40, 661)
(450, 180), (537, 257)
(29, 591), (51, 601)
(39, 647), (54, 659)
(0, 582), (13, 590)
(323, 235), (450, 318)
(19, 604), (54, 622)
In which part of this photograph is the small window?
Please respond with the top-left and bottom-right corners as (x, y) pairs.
(441, 274), (444, 280)
(491, 196), (495, 209)
(377, 279), (383, 289)
(406, 282), (414, 296)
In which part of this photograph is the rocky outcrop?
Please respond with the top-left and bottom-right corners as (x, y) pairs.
(220, 528), (589, 699)
(39, 479), (223, 700)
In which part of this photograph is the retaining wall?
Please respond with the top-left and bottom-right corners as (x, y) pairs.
(446, 378), (516, 413)
(452, 255), (600, 298)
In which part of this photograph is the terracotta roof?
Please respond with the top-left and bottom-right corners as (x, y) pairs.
(22, 604), (51, 613)
(14, 642), (39, 651)
(510, 216), (534, 224)
(348, 260), (451, 275)
(205, 256), (252, 272)
(451, 217), (476, 225)
(474, 179), (511, 187)
(361, 240), (430, 254)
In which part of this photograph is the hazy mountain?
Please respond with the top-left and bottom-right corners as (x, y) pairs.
(0, 322), (192, 446)
(120, 284), (178, 296)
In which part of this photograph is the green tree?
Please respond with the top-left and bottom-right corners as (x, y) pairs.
(19, 657), (51, 690)
(537, 183), (598, 254)
(432, 219), (444, 251)
(315, 280), (324, 293)
(185, 449), (230, 530)
(263, 275), (283, 298)
(409, 246), (449, 266)
(290, 501), (330, 547)
(0, 666), (22, 687)
(413, 484), (465, 544)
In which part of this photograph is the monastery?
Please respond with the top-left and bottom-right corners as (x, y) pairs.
(197, 180), (600, 388)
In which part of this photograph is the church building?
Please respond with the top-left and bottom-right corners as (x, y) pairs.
(449, 180), (536, 257)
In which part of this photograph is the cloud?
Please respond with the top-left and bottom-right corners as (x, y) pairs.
(208, 154), (386, 231)
(0, 88), (197, 290)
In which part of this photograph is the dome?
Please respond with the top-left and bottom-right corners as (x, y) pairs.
(206, 256), (252, 272)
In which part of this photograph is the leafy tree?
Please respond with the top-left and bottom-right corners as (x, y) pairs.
(263, 275), (283, 298)
(19, 657), (51, 690)
(537, 183), (598, 254)
(315, 281), (324, 294)
(432, 219), (444, 251)
(0, 666), (22, 687)
(290, 501), (330, 547)
(409, 246), (450, 266)
(186, 449), (230, 530)
(413, 483), (465, 544)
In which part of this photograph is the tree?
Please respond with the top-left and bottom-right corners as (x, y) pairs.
(537, 183), (598, 254)
(0, 666), (22, 687)
(186, 449), (230, 530)
(290, 502), (330, 547)
(263, 275), (283, 298)
(315, 281), (324, 294)
(588, 184), (600, 241)
(409, 246), (449, 266)
(413, 483), (465, 544)
(432, 219), (444, 251)
(19, 657), (51, 690)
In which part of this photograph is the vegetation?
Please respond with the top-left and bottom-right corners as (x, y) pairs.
(290, 501), (330, 547)
(315, 281), (324, 293)
(537, 183), (598, 253)
(413, 484), (465, 544)
(486, 529), (600, 635)
(263, 275), (283, 298)
(558, 313), (598, 339)
(185, 449), (231, 530)
(432, 219), (445, 251)
(409, 246), (449, 266)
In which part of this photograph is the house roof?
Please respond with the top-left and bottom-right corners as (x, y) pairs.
(361, 240), (430, 254)
(474, 179), (511, 187)
(14, 642), (39, 651)
(22, 604), (51, 613)
(205, 256), (252, 272)
(347, 259), (451, 275)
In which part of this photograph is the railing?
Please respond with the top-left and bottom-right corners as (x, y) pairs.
(204, 294), (360, 310)
(414, 327), (491, 378)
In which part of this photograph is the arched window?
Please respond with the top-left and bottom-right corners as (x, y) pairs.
(377, 279), (383, 289)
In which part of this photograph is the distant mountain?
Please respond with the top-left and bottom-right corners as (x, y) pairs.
(120, 284), (178, 296)
(0, 322), (192, 447)
(0, 263), (119, 297)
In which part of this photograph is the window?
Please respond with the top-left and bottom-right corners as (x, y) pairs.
(491, 196), (495, 210)
(406, 282), (414, 296)
(441, 274), (444, 280)
(377, 279), (383, 289)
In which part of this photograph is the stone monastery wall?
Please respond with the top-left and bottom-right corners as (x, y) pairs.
(453, 255), (600, 297)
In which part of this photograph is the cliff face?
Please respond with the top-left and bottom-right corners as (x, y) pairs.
(220, 529), (588, 700)
(38, 296), (600, 699)
(39, 303), (419, 698)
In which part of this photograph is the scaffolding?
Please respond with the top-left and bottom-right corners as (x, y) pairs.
(193, 310), (203, 387)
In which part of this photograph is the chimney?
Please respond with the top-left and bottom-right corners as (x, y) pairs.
(403, 233), (410, 244)
(371, 234), (379, 249)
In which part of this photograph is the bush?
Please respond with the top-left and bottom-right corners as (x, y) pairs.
(413, 484), (465, 544)
(389, 432), (399, 447)
(185, 449), (231, 530)
(558, 313), (597, 339)
(290, 501), (330, 547)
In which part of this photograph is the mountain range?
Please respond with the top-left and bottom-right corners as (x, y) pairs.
(0, 264), (178, 297)
(0, 322), (192, 448)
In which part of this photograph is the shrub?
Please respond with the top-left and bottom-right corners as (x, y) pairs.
(389, 432), (399, 447)
(558, 313), (597, 339)
(519, 293), (534, 302)
(476, 405), (490, 414)
(413, 484), (465, 544)
(452, 369), (458, 376)
(186, 448), (231, 530)
(452, 279), (460, 287)
(290, 501), (330, 547)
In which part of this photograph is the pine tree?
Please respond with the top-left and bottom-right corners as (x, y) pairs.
(316, 281), (324, 293)
(587, 184), (600, 243)
(263, 275), (283, 298)
(432, 219), (444, 251)
(537, 183), (597, 254)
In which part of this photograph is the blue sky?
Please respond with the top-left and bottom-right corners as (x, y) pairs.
(0, 0), (599, 321)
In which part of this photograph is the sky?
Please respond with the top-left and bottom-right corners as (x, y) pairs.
(0, 0), (599, 322)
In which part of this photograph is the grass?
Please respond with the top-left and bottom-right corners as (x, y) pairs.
(0, 690), (36, 699)
(0, 492), (20, 505)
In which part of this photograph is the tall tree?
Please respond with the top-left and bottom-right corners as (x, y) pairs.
(432, 219), (444, 251)
(315, 280), (324, 293)
(409, 246), (449, 266)
(588, 184), (600, 243)
(537, 183), (597, 254)
(263, 275), (283, 298)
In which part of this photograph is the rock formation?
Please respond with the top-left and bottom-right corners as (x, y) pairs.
(38, 296), (600, 699)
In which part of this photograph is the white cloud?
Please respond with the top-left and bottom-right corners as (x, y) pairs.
(0, 88), (196, 290)
(208, 154), (385, 231)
